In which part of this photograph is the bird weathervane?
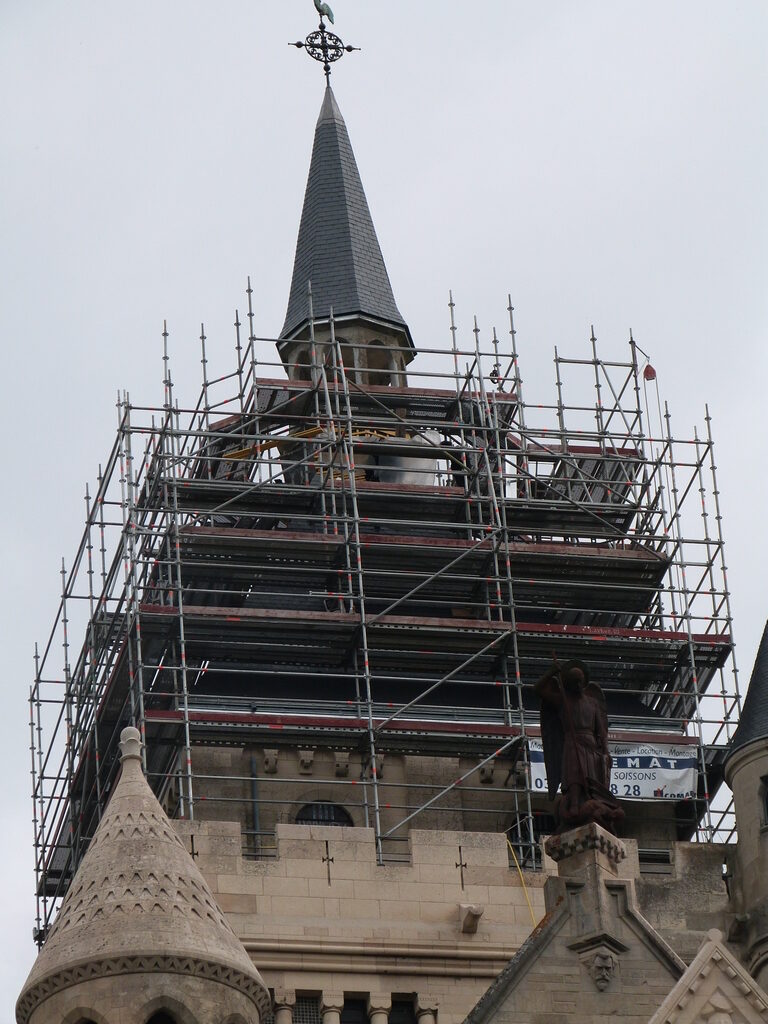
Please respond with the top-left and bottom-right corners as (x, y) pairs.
(290, 0), (360, 83)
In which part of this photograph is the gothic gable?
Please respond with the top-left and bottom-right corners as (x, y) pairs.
(464, 824), (686, 1024)
(648, 930), (768, 1024)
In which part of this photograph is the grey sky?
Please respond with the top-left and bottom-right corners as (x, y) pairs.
(1, 0), (767, 1009)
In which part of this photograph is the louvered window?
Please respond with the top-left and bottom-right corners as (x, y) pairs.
(295, 803), (353, 827)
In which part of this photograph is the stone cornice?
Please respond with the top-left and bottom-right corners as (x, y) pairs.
(16, 953), (271, 1024)
(544, 823), (626, 866)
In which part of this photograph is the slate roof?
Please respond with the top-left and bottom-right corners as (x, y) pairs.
(280, 86), (412, 347)
(728, 619), (768, 758)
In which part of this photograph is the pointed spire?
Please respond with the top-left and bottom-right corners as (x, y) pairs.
(280, 85), (413, 352)
(17, 728), (270, 1024)
(728, 621), (768, 759)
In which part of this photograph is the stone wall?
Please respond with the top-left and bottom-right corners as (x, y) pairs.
(189, 747), (523, 859)
(173, 759), (736, 1024)
(175, 821), (546, 1024)
(635, 842), (730, 962)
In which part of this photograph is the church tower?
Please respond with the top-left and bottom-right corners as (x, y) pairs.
(22, 7), (755, 1024)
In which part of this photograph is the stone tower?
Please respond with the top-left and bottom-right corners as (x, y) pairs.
(725, 620), (768, 990)
(16, 728), (270, 1024)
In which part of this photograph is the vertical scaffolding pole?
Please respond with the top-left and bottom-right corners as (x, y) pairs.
(663, 402), (713, 839)
(330, 311), (384, 861)
(120, 395), (149, 770)
(705, 406), (741, 739)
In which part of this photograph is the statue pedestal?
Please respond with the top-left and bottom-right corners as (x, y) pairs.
(542, 823), (631, 962)
(544, 821), (626, 880)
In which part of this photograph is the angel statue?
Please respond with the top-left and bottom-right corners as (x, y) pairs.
(314, 0), (335, 24)
(534, 657), (625, 835)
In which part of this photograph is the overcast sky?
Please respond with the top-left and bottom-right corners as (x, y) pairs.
(1, 0), (767, 1010)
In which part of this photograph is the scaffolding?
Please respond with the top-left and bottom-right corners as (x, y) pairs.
(29, 287), (740, 943)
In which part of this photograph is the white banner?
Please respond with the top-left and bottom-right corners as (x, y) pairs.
(527, 738), (697, 802)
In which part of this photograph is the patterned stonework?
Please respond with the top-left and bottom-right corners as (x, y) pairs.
(16, 953), (269, 1023)
(648, 931), (768, 1024)
(544, 822), (626, 867)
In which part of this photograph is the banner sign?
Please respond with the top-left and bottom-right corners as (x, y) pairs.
(527, 738), (697, 802)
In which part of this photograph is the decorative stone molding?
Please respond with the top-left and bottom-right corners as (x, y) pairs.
(16, 953), (272, 1024)
(264, 750), (279, 775)
(648, 929), (768, 1024)
(273, 987), (297, 1024)
(334, 752), (350, 778)
(544, 822), (626, 867)
(479, 764), (494, 785)
(702, 991), (735, 1023)
(459, 903), (484, 934)
(273, 987), (297, 1009)
(416, 994), (440, 1017)
(321, 990), (344, 1024)
(44, 864), (231, 938)
(367, 994), (392, 1018)
(299, 749), (315, 775)
(321, 992), (344, 1014)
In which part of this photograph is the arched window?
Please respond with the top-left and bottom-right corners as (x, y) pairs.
(366, 339), (392, 386)
(295, 348), (313, 383)
(761, 775), (768, 825)
(147, 1014), (177, 1024)
(295, 802), (353, 827)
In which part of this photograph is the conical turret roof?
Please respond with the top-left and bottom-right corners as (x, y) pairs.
(280, 85), (412, 347)
(17, 728), (269, 1024)
(727, 620), (768, 760)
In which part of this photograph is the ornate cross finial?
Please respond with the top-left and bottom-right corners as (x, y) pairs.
(290, 0), (360, 83)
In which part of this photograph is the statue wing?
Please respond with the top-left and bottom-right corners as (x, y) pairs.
(539, 699), (564, 801)
(585, 682), (609, 735)
(585, 681), (614, 795)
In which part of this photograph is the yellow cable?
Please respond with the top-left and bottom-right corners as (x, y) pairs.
(506, 836), (537, 927)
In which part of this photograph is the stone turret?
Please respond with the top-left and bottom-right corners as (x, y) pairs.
(725, 620), (768, 990)
(279, 85), (414, 386)
(16, 728), (270, 1024)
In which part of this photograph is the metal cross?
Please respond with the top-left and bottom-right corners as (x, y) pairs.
(290, 3), (360, 83)
(323, 839), (334, 886)
(455, 845), (468, 890)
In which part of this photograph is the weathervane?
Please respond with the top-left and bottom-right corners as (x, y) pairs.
(290, 0), (360, 83)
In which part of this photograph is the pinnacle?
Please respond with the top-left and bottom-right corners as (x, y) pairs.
(280, 86), (412, 348)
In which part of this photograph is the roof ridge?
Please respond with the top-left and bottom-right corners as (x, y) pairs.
(728, 619), (768, 760)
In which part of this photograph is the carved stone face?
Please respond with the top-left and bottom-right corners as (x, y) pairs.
(589, 952), (617, 991)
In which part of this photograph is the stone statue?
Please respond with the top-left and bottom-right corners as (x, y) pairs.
(534, 657), (625, 834)
(314, 0), (336, 24)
